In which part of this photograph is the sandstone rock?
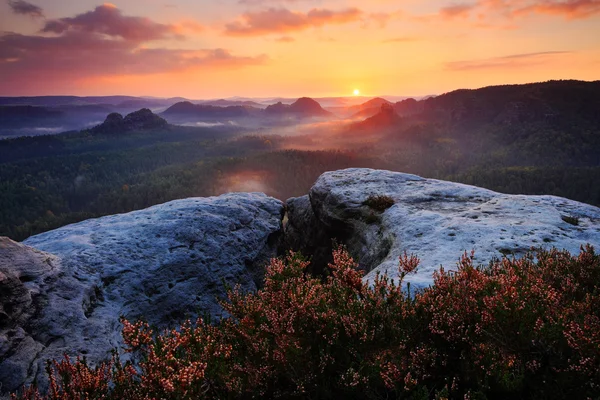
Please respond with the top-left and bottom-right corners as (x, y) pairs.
(289, 168), (600, 287)
(0, 239), (58, 393)
(284, 195), (333, 275)
(0, 193), (283, 393)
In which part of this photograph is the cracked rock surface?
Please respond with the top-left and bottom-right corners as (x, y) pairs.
(1, 193), (283, 394)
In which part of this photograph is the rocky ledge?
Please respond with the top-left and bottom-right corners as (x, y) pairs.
(286, 168), (600, 287)
(0, 193), (283, 393)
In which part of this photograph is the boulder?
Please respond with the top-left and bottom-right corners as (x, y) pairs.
(0, 193), (283, 393)
(286, 168), (600, 287)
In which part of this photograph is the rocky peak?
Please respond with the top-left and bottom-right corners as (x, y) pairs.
(290, 97), (327, 114)
(266, 98), (330, 117)
(162, 101), (196, 114)
(351, 103), (401, 131)
(122, 108), (168, 130)
(91, 108), (167, 134)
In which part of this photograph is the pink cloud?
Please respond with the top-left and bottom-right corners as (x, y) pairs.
(417, 0), (600, 25)
(42, 3), (182, 42)
(512, 0), (600, 19)
(439, 3), (478, 19)
(445, 51), (572, 70)
(0, 4), (267, 94)
(8, 0), (44, 18)
(224, 7), (363, 36)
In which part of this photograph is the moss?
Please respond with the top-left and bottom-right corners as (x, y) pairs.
(561, 215), (579, 226)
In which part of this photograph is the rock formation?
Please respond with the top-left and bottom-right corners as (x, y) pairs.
(285, 168), (600, 287)
(91, 108), (167, 134)
(265, 97), (331, 118)
(0, 193), (283, 393)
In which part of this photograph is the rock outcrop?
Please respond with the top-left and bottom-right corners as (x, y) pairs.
(91, 108), (167, 134)
(265, 97), (331, 118)
(0, 193), (283, 393)
(286, 168), (600, 287)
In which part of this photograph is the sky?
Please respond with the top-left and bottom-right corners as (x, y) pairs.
(0, 0), (599, 98)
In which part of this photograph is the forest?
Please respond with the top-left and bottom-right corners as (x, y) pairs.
(1, 80), (599, 241)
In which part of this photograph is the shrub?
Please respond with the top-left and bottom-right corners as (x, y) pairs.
(363, 195), (395, 212)
(12, 245), (600, 399)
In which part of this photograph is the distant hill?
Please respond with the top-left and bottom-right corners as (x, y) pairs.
(329, 97), (393, 118)
(199, 99), (264, 108)
(394, 98), (423, 116)
(0, 96), (180, 108)
(0, 105), (64, 125)
(91, 109), (168, 134)
(419, 80), (600, 127)
(265, 97), (331, 118)
(164, 97), (332, 123)
(350, 103), (401, 132)
(162, 101), (259, 119)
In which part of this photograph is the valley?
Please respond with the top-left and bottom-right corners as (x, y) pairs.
(1, 80), (599, 241)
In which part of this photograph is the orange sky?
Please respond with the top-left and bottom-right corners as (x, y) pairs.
(0, 0), (599, 98)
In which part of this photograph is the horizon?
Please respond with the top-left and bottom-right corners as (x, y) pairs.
(1, 78), (598, 101)
(1, 1), (599, 98)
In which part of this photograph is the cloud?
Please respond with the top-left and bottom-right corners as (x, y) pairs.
(0, 4), (267, 92)
(439, 3), (478, 19)
(413, 0), (600, 26)
(445, 51), (572, 70)
(0, 32), (267, 76)
(7, 0), (44, 18)
(512, 0), (600, 19)
(42, 3), (182, 42)
(224, 7), (363, 36)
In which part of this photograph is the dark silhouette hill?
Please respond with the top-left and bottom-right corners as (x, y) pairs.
(394, 98), (423, 116)
(420, 80), (600, 126)
(0, 96), (179, 107)
(200, 99), (264, 108)
(91, 109), (168, 134)
(329, 97), (393, 118)
(162, 101), (258, 119)
(265, 97), (331, 118)
(350, 103), (401, 132)
(348, 97), (394, 119)
(0, 106), (65, 128)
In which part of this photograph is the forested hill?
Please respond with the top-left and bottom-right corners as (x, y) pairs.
(419, 80), (600, 126)
(381, 80), (600, 167)
(1, 80), (600, 241)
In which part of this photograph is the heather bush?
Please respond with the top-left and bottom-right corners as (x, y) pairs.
(13, 245), (600, 399)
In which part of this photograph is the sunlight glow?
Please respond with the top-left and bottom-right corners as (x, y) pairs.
(353, 89), (360, 96)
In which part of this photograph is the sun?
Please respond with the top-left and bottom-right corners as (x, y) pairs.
(353, 89), (360, 96)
